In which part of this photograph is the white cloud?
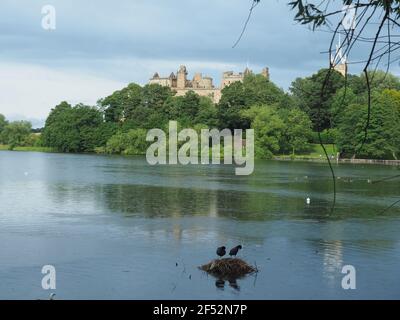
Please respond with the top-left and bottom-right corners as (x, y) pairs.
(0, 0), (338, 124)
(0, 58), (246, 125)
(0, 62), (126, 121)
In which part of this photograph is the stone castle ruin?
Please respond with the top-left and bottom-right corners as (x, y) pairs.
(149, 65), (270, 103)
(331, 35), (348, 77)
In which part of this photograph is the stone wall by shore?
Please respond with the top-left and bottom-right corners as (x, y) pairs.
(274, 156), (400, 166)
(338, 158), (400, 165)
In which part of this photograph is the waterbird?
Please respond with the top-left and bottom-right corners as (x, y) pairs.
(229, 245), (242, 257)
(37, 293), (56, 300)
(306, 197), (311, 205)
(216, 246), (226, 258)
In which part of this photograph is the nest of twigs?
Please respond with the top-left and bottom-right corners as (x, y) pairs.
(199, 258), (257, 279)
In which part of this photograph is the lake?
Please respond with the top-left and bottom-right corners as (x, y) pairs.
(0, 150), (399, 299)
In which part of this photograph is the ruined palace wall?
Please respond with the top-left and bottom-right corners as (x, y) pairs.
(174, 88), (221, 103)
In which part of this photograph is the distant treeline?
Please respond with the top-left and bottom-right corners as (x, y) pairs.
(1, 68), (399, 159)
(0, 116), (40, 149)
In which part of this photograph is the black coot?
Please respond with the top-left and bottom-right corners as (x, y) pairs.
(229, 245), (242, 257)
(216, 246), (226, 257)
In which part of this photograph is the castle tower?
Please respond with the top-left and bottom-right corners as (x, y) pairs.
(261, 67), (270, 80)
(331, 35), (348, 76)
(177, 65), (188, 89)
(244, 67), (252, 76)
(149, 65), (270, 103)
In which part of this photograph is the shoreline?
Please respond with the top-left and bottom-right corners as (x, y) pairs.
(1, 147), (399, 166)
(274, 156), (400, 166)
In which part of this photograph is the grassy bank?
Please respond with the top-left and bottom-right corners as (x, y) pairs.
(1, 143), (337, 158)
(275, 144), (337, 160)
(302, 143), (337, 159)
(0, 145), (57, 152)
(1, 143), (398, 165)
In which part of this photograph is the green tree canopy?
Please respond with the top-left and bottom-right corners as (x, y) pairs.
(163, 91), (217, 127)
(241, 104), (286, 159)
(0, 114), (8, 139)
(347, 71), (400, 95)
(218, 74), (286, 130)
(0, 120), (32, 148)
(102, 83), (175, 129)
(100, 83), (142, 122)
(280, 107), (313, 155)
(336, 89), (400, 159)
(42, 102), (110, 153)
(105, 128), (148, 155)
(290, 68), (345, 131)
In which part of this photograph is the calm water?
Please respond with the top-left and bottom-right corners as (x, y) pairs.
(0, 150), (399, 299)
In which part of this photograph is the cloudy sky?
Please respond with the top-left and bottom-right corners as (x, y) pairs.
(0, 0), (384, 127)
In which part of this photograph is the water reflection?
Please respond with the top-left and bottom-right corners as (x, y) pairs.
(1, 152), (400, 299)
(321, 240), (344, 286)
(228, 278), (240, 291)
(41, 162), (400, 222)
(215, 279), (225, 290)
(214, 278), (240, 291)
(43, 180), (400, 222)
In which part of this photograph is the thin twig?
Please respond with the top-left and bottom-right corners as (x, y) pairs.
(232, 0), (260, 48)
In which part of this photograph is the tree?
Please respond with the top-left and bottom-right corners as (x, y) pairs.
(163, 91), (218, 127)
(218, 74), (286, 130)
(376, 89), (400, 160)
(0, 114), (9, 145)
(195, 96), (218, 127)
(24, 133), (42, 147)
(290, 68), (345, 131)
(105, 129), (148, 155)
(347, 71), (400, 96)
(125, 84), (174, 129)
(42, 102), (108, 152)
(164, 90), (201, 126)
(100, 83), (174, 129)
(287, 1), (400, 160)
(100, 83), (142, 122)
(0, 114), (8, 138)
(281, 107), (313, 155)
(241, 104), (286, 159)
(217, 81), (248, 129)
(336, 89), (400, 159)
(0, 121), (32, 149)
(329, 86), (358, 127)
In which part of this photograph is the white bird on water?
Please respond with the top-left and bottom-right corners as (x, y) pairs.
(306, 197), (311, 205)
